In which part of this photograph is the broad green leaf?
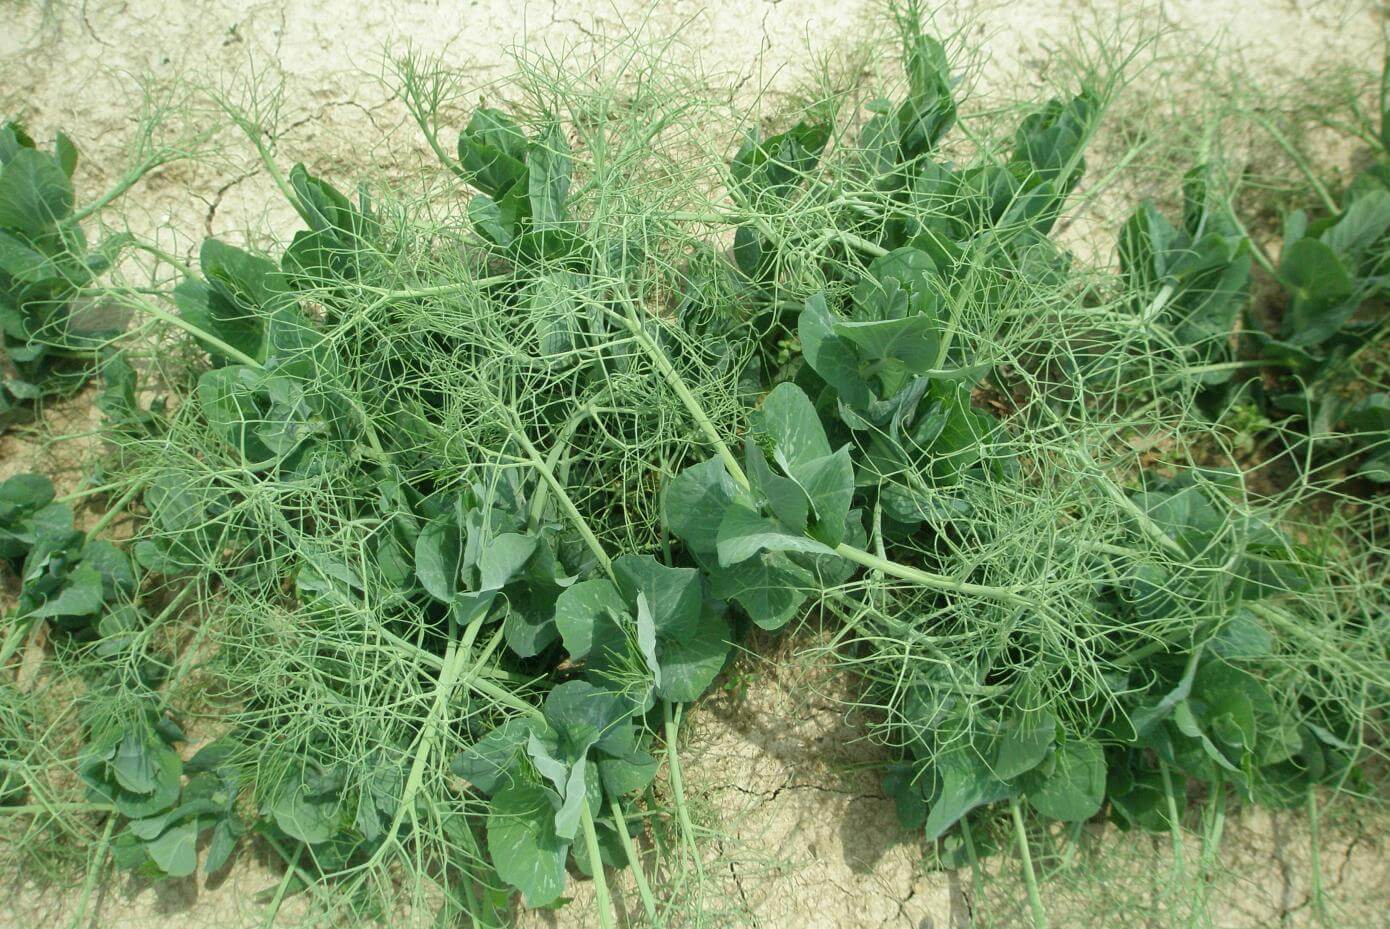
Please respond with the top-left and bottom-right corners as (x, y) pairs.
(543, 680), (635, 757)
(1191, 663), (1275, 757)
(994, 712), (1056, 781)
(1279, 238), (1355, 346)
(756, 383), (831, 474)
(525, 729), (571, 800)
(175, 239), (287, 366)
(0, 471), (53, 514)
(1023, 739), (1105, 821)
(554, 579), (627, 659)
(597, 750), (659, 797)
(612, 554), (701, 638)
(289, 165), (376, 242)
(29, 562), (104, 618)
(112, 730), (181, 800)
(882, 763), (928, 831)
(553, 757), (589, 841)
(800, 293), (873, 408)
(853, 247), (939, 323)
(634, 593), (663, 689)
(708, 550), (815, 630)
(1323, 189), (1390, 265)
(452, 589), (500, 626)
(453, 718), (533, 795)
(664, 456), (739, 555)
(1171, 700), (1240, 774)
(1344, 393), (1390, 433)
(1110, 766), (1178, 833)
(523, 731), (587, 843)
(53, 132), (78, 177)
(145, 818), (199, 877)
(1208, 610), (1274, 661)
(1119, 201), (1176, 290)
(195, 366), (277, 463)
(835, 315), (938, 372)
(204, 818), (240, 874)
(0, 472), (54, 558)
(0, 148), (73, 235)
(527, 124), (571, 230)
(487, 782), (569, 907)
(715, 502), (835, 567)
(415, 507), (463, 602)
(1130, 649), (1202, 737)
(503, 606), (559, 659)
(458, 108), (528, 198)
(656, 599), (731, 702)
(269, 782), (340, 844)
(730, 120), (829, 201)
(898, 33), (956, 157)
(923, 751), (1013, 840)
(746, 438), (811, 533)
(469, 194), (515, 246)
(1011, 92), (1095, 184)
(798, 447), (854, 547)
(478, 532), (538, 590)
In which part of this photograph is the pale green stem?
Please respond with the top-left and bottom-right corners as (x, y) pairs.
(610, 794), (661, 927)
(1010, 797), (1049, 929)
(1160, 761), (1187, 881)
(663, 701), (704, 886)
(69, 155), (167, 225)
(581, 801), (618, 929)
(67, 815), (115, 929)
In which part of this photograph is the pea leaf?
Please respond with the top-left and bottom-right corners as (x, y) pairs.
(487, 782), (569, 907)
(923, 750), (1014, 841)
(269, 780), (340, 844)
(1279, 238), (1355, 346)
(664, 456), (740, 556)
(28, 562), (104, 619)
(756, 383), (832, 475)
(204, 818), (242, 874)
(469, 194), (516, 247)
(597, 750), (659, 797)
(144, 818), (200, 877)
(798, 447), (854, 547)
(1323, 188), (1390, 266)
(655, 598), (731, 702)
(0, 147), (73, 236)
(453, 718), (534, 795)
(715, 502), (836, 566)
(746, 440), (812, 534)
(527, 124), (571, 230)
(554, 579), (627, 660)
(415, 505), (464, 602)
(612, 554), (701, 638)
(994, 712), (1056, 781)
(800, 293), (874, 408)
(543, 680), (635, 758)
(707, 550), (815, 631)
(730, 120), (829, 203)
(1023, 739), (1105, 821)
(458, 108), (528, 198)
(478, 533), (538, 590)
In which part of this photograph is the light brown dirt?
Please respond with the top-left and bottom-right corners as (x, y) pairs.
(2, 2), (1388, 928)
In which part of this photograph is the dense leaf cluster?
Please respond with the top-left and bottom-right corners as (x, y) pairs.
(0, 124), (122, 428)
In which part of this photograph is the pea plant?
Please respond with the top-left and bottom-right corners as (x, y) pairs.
(1, 7), (1387, 929)
(0, 114), (187, 431)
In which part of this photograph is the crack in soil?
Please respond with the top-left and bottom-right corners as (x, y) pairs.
(204, 169), (258, 236)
